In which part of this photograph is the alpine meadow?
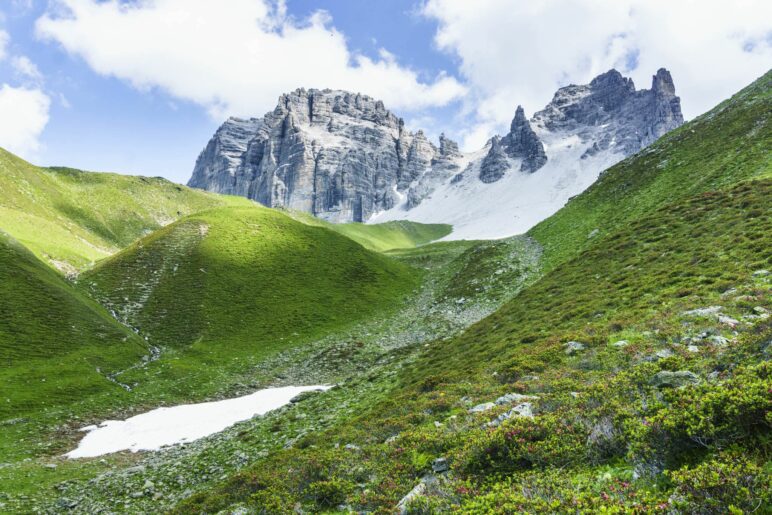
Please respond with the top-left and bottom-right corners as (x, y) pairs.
(0, 1), (770, 513)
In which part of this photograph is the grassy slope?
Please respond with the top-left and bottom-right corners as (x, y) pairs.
(78, 204), (421, 400)
(530, 69), (772, 271)
(0, 202), (421, 501)
(178, 73), (772, 512)
(287, 210), (452, 252)
(0, 148), (251, 271)
(0, 231), (147, 455)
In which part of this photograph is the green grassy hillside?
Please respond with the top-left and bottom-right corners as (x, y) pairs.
(78, 205), (421, 398)
(176, 73), (772, 513)
(0, 149), (251, 272)
(530, 69), (771, 271)
(0, 231), (148, 456)
(287, 210), (452, 252)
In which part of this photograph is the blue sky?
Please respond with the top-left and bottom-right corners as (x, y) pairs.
(0, 1), (770, 184)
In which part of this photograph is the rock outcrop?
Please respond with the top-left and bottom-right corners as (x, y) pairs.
(188, 89), (443, 222)
(479, 136), (510, 184)
(532, 68), (683, 158)
(189, 69), (683, 226)
(502, 106), (548, 172)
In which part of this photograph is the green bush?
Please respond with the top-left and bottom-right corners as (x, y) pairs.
(667, 452), (770, 514)
(457, 414), (586, 476)
(307, 478), (354, 508)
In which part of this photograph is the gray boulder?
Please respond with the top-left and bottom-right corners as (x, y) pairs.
(650, 370), (700, 388)
(564, 341), (586, 355)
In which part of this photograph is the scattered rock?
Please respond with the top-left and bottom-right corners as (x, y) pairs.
(125, 465), (146, 475)
(431, 458), (449, 473)
(654, 348), (674, 360)
(650, 370), (700, 388)
(56, 498), (78, 510)
(687, 345), (700, 353)
(488, 402), (534, 427)
(752, 269), (769, 277)
(494, 393), (537, 405)
(564, 341), (586, 355)
(707, 335), (729, 346)
(612, 340), (629, 348)
(343, 444), (360, 451)
(468, 402), (496, 414)
(718, 315), (739, 327)
(682, 306), (722, 317)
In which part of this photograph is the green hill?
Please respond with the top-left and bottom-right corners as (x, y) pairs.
(0, 231), (147, 457)
(77, 204), (421, 398)
(177, 73), (772, 513)
(287, 211), (452, 252)
(0, 149), (251, 272)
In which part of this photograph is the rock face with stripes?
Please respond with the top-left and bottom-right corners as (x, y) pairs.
(189, 68), (682, 229)
(188, 89), (443, 222)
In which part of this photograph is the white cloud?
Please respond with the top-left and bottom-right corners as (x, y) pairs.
(0, 30), (9, 61)
(12, 55), (43, 83)
(0, 84), (51, 157)
(35, 0), (466, 119)
(423, 0), (772, 150)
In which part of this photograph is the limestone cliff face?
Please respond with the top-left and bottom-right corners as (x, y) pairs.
(189, 69), (683, 223)
(531, 68), (683, 158)
(188, 89), (440, 222)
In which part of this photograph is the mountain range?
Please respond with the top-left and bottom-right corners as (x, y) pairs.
(189, 68), (683, 238)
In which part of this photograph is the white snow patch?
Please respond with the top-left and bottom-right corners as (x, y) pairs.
(369, 129), (623, 241)
(66, 385), (332, 458)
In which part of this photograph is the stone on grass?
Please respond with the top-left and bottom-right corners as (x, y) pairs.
(682, 306), (722, 317)
(488, 403), (534, 427)
(564, 341), (586, 355)
(494, 393), (537, 405)
(468, 402), (496, 413)
(431, 457), (449, 473)
(650, 370), (700, 389)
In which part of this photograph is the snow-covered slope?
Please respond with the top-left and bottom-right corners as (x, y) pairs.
(370, 68), (683, 240)
(370, 129), (623, 240)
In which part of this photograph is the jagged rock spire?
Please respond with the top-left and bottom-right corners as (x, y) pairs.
(479, 136), (510, 183)
(503, 105), (548, 173)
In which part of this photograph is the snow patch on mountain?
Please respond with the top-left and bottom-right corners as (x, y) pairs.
(370, 129), (623, 240)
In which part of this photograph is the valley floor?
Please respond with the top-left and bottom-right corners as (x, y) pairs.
(0, 235), (541, 512)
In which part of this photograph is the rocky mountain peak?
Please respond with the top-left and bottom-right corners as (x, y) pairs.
(501, 105), (548, 173)
(533, 67), (683, 155)
(438, 133), (460, 158)
(652, 68), (676, 96)
(479, 136), (510, 184)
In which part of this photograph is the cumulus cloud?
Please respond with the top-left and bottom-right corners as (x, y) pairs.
(423, 0), (772, 149)
(35, 0), (466, 119)
(0, 84), (51, 157)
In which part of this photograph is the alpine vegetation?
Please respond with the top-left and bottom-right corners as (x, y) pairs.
(0, 10), (769, 513)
